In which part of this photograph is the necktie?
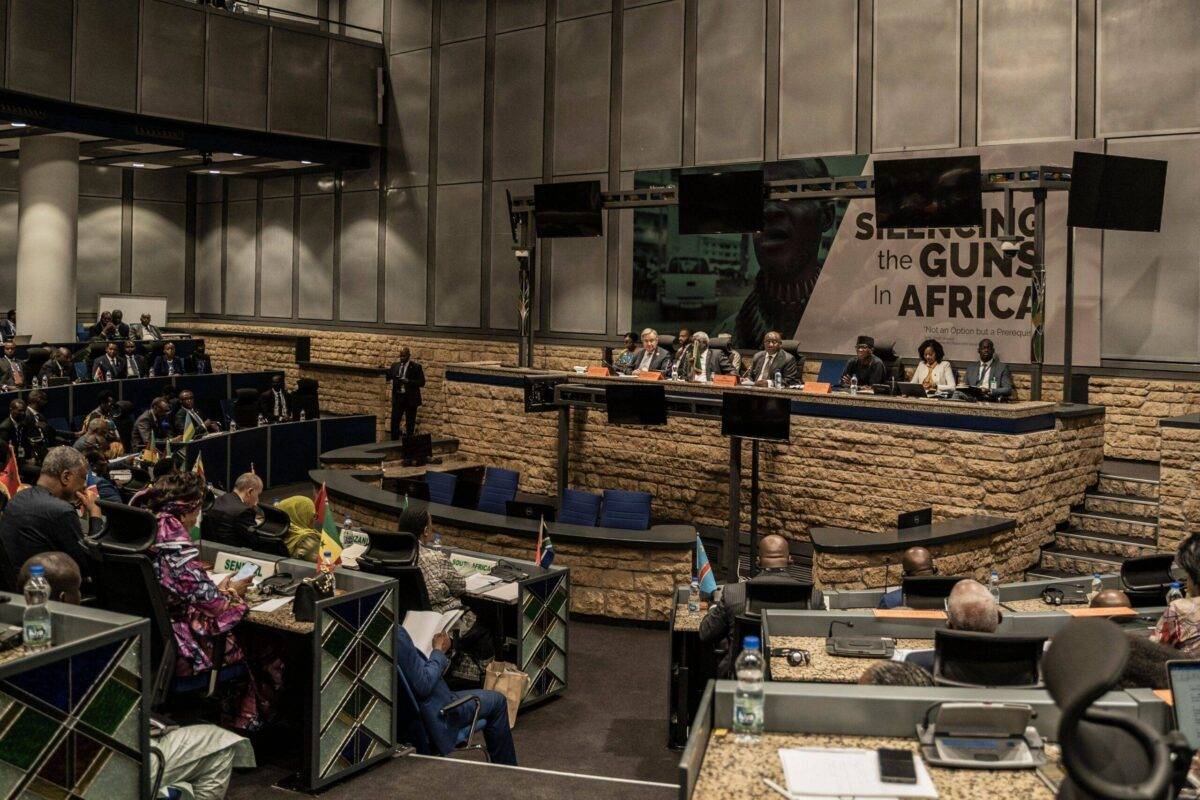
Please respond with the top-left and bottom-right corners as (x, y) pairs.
(128, 357), (139, 377)
(759, 354), (771, 381)
(275, 390), (285, 419)
(167, 360), (175, 376)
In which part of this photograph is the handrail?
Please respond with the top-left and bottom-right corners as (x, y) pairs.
(207, 0), (384, 45)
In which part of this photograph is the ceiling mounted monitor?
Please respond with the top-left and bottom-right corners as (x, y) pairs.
(1067, 151), (1167, 232)
(678, 169), (765, 235)
(873, 155), (984, 229)
(533, 180), (604, 238)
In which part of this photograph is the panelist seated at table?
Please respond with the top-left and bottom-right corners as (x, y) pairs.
(878, 547), (936, 609)
(699, 534), (822, 677)
(674, 331), (733, 382)
(131, 313), (163, 341)
(38, 347), (73, 383)
(1150, 532), (1200, 656)
(93, 342), (124, 381)
(902, 579), (999, 673)
(840, 335), (886, 388)
(187, 341), (214, 375)
(909, 338), (956, 394)
(131, 398), (175, 450)
(260, 375), (293, 423)
(206, 473), (263, 548)
(151, 342), (185, 377)
(612, 331), (641, 374)
(631, 328), (672, 374)
(87, 311), (120, 341)
(962, 338), (1014, 400)
(744, 331), (800, 387)
(175, 390), (222, 438)
(121, 340), (147, 379)
(274, 495), (323, 562)
(25, 391), (62, 447)
(0, 342), (25, 389)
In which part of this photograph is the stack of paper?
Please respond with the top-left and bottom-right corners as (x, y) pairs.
(465, 573), (503, 593)
(402, 609), (465, 657)
(778, 748), (938, 798)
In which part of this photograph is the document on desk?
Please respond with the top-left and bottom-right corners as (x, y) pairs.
(403, 609), (466, 657)
(778, 747), (938, 798)
(465, 573), (503, 593)
(251, 597), (293, 613)
(338, 543), (368, 568)
(478, 581), (519, 603)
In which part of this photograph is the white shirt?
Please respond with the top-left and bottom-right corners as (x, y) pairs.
(637, 350), (654, 371)
(978, 359), (994, 387)
(911, 361), (956, 390)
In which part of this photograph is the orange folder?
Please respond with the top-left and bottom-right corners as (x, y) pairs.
(586, 365), (611, 377)
(1155, 689), (1173, 706)
(803, 382), (832, 394)
(635, 371), (663, 381)
(713, 374), (737, 386)
(873, 609), (947, 620)
(1064, 606), (1139, 618)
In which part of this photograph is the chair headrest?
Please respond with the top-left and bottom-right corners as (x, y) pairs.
(95, 500), (158, 553)
(25, 347), (50, 359)
(780, 339), (801, 356)
(1043, 619), (1129, 711)
(1120, 554), (1175, 590)
(296, 378), (318, 391)
(235, 387), (260, 403)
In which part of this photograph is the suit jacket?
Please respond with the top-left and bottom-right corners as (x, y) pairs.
(0, 356), (25, 388)
(0, 416), (39, 460)
(174, 406), (210, 438)
(747, 350), (801, 385)
(150, 356), (184, 377)
(963, 358), (1014, 399)
(677, 347), (733, 380)
(88, 322), (120, 340)
(904, 649), (935, 673)
(631, 346), (672, 373)
(131, 323), (163, 340)
(388, 360), (426, 408)
(93, 354), (124, 381)
(188, 354), (213, 375)
(131, 410), (171, 451)
(259, 388), (293, 422)
(112, 322), (130, 339)
(0, 320), (15, 341)
(120, 354), (146, 379)
(394, 627), (478, 756)
(840, 355), (886, 387)
(206, 491), (257, 548)
(38, 359), (70, 382)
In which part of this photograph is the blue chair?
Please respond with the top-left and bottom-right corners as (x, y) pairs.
(599, 489), (652, 531)
(425, 471), (457, 506)
(76, 323), (89, 342)
(816, 357), (847, 385)
(476, 467), (519, 515)
(395, 657), (488, 760)
(558, 489), (601, 526)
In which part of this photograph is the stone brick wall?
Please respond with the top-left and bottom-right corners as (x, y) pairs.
(815, 532), (999, 589)
(1159, 424), (1200, 553)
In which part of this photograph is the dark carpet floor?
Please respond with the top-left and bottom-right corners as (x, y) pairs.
(226, 620), (679, 797)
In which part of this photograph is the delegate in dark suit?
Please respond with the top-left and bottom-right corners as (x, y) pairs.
(131, 401), (173, 451)
(963, 339), (1014, 400)
(93, 351), (124, 381)
(746, 350), (801, 386)
(631, 345), (672, 373)
(0, 413), (40, 463)
(0, 352), (25, 388)
(151, 355), (184, 377)
(206, 491), (258, 548)
(394, 628), (517, 764)
(121, 350), (146, 380)
(388, 350), (426, 440)
(259, 383), (293, 423)
(676, 343), (733, 381)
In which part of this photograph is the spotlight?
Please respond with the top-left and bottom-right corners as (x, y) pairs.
(131, 163), (145, 168)
(232, 152), (243, 157)
(300, 160), (313, 165)
(208, 169), (221, 175)
(9, 122), (26, 128)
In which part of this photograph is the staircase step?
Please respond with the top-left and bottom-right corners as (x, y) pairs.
(1054, 528), (1159, 560)
(1068, 510), (1157, 541)
(1081, 492), (1158, 520)
(1096, 473), (1159, 501)
(1038, 546), (1124, 576)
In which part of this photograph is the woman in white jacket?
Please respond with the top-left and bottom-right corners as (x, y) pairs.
(910, 338), (956, 394)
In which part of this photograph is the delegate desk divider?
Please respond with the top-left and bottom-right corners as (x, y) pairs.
(0, 593), (152, 798)
(178, 414), (376, 491)
(197, 541), (399, 793)
(10, 338), (202, 361)
(825, 573), (1125, 610)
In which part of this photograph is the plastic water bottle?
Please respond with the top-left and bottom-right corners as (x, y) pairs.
(318, 548), (336, 590)
(989, 569), (1000, 603)
(849, 376), (858, 395)
(432, 531), (442, 549)
(773, 370), (783, 389)
(22, 566), (52, 651)
(734, 636), (765, 742)
(687, 580), (700, 612)
(1090, 573), (1103, 602)
(1167, 581), (1185, 605)
(299, 410), (306, 421)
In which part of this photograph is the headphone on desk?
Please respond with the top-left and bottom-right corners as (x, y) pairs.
(770, 647), (811, 667)
(258, 573), (299, 597)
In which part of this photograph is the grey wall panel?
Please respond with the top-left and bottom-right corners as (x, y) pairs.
(79, 166), (123, 198)
(343, 0), (384, 40)
(490, 179), (536, 329)
(1102, 134), (1200, 361)
(330, 40), (383, 145)
(493, 28), (545, 180)
(559, 0), (612, 18)
(339, 190), (380, 322)
(1097, 0), (1200, 136)
(554, 14), (611, 175)
(269, 27), (329, 139)
(224, 200), (256, 316)
(74, 0), (138, 111)
(300, 174), (337, 195)
(387, 49), (431, 187)
(0, 161), (15, 193)
(8, 0), (72, 101)
(389, 0), (432, 53)
(343, 151), (381, 192)
(384, 187), (428, 324)
(266, 0), (318, 18)
(196, 175), (223, 204)
(433, 183), (482, 327)
(441, 0), (485, 41)
(497, 0), (545, 32)
(695, 0), (765, 165)
(298, 193), (335, 319)
(260, 196), (294, 318)
(621, 1), (683, 170)
(978, 0), (1074, 145)
(263, 176), (295, 199)
(0, 193), (15, 310)
(194, 203), (222, 314)
(227, 178), (257, 202)
(77, 197), (122, 312)
(779, 0), (857, 157)
(131, 201), (186, 313)
(872, 0), (959, 152)
(134, 170), (186, 202)
(139, 0), (206, 122)
(207, 15), (269, 131)
(437, 38), (486, 183)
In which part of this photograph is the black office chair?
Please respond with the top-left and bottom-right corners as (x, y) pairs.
(24, 347), (51, 378)
(745, 580), (815, 614)
(395, 658), (488, 761)
(358, 530), (430, 613)
(780, 339), (806, 379)
(252, 503), (292, 556)
(293, 378), (320, 419)
(1045, 619), (1191, 800)
(931, 628), (1046, 688)
(902, 575), (966, 610)
(233, 388), (259, 428)
(1120, 554), (1175, 607)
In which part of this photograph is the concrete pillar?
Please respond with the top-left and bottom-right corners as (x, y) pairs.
(15, 135), (79, 342)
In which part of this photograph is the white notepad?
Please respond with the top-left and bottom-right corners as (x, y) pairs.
(402, 609), (465, 657)
(251, 597), (293, 613)
(778, 747), (938, 798)
(465, 573), (502, 593)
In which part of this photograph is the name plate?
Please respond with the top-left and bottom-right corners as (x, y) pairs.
(213, 551), (277, 578)
(341, 529), (371, 548)
(450, 552), (498, 576)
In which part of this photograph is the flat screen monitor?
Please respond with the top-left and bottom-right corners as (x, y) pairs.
(533, 180), (603, 238)
(873, 155), (984, 229)
(678, 170), (765, 234)
(721, 392), (791, 443)
(606, 383), (667, 426)
(1068, 151), (1167, 232)
(898, 507), (933, 530)
(1169, 660), (1200, 750)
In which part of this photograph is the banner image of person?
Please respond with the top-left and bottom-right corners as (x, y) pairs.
(633, 156), (868, 349)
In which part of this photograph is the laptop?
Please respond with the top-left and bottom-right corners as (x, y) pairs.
(898, 507), (933, 529)
(897, 382), (929, 398)
(505, 500), (557, 523)
(1168, 660), (1200, 749)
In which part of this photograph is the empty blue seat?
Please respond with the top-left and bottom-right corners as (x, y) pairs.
(599, 489), (652, 531)
(816, 358), (847, 385)
(558, 489), (601, 526)
(477, 467), (520, 515)
(425, 471), (457, 506)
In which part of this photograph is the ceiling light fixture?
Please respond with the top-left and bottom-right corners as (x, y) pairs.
(9, 122), (26, 128)
(300, 160), (313, 165)
(208, 169), (221, 175)
(131, 162), (145, 168)
(232, 152), (244, 157)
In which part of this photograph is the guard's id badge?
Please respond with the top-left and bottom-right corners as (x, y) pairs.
(15, 446), (24, 459)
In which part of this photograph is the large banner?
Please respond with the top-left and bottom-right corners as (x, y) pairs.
(632, 141), (1101, 366)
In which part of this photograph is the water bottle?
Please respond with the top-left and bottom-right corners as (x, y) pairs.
(318, 548), (336, 590)
(989, 569), (1000, 603)
(687, 579), (700, 612)
(773, 370), (782, 389)
(849, 376), (858, 395)
(1090, 572), (1103, 602)
(257, 413), (267, 426)
(299, 410), (306, 421)
(229, 420), (237, 431)
(343, 515), (353, 535)
(433, 531), (443, 549)
(1167, 581), (1185, 605)
(22, 566), (52, 651)
(734, 636), (764, 741)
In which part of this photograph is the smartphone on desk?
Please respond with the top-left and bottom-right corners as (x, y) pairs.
(877, 748), (917, 784)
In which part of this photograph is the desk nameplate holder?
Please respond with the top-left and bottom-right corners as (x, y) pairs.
(917, 702), (1045, 770)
